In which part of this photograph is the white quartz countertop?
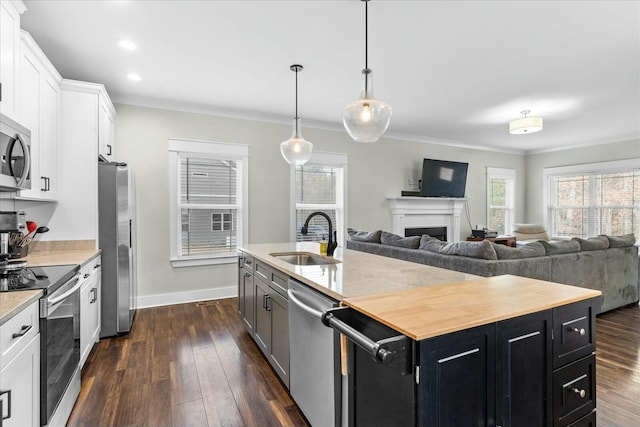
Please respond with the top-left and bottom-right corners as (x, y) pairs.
(239, 242), (480, 301)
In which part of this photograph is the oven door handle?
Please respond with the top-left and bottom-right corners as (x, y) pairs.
(48, 274), (82, 306)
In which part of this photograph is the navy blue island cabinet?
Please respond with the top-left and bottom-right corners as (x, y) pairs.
(336, 297), (598, 427)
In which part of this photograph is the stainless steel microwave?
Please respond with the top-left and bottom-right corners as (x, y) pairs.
(0, 113), (31, 191)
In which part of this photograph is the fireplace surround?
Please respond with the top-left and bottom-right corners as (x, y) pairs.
(387, 197), (466, 243)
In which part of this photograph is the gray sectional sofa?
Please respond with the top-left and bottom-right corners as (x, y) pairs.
(346, 230), (639, 313)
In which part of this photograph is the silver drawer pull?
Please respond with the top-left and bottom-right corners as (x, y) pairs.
(572, 327), (586, 336)
(572, 387), (586, 398)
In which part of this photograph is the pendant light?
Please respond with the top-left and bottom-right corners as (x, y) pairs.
(281, 64), (313, 165)
(343, 0), (392, 143)
(509, 110), (543, 134)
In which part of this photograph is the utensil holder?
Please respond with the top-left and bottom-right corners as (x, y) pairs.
(9, 245), (28, 259)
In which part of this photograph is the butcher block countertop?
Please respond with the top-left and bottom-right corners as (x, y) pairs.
(239, 242), (480, 301)
(343, 275), (602, 341)
(0, 290), (42, 326)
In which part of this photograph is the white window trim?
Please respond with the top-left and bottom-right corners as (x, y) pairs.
(289, 151), (349, 246)
(169, 138), (249, 267)
(542, 158), (640, 238)
(486, 167), (516, 234)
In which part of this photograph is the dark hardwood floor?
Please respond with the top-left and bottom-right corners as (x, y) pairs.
(67, 299), (640, 427)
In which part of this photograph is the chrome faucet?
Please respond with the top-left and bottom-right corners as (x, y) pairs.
(301, 211), (338, 256)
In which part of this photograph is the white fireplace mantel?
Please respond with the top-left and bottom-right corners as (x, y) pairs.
(386, 197), (467, 242)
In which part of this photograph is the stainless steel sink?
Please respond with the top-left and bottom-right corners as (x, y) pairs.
(269, 252), (341, 266)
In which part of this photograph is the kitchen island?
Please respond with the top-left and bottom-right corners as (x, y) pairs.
(239, 242), (602, 427)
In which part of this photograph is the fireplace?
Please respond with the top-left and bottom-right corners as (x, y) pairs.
(405, 227), (447, 241)
(387, 196), (466, 242)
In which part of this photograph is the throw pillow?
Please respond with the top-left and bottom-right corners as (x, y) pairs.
(348, 229), (382, 243)
(439, 240), (498, 260)
(572, 236), (609, 251)
(513, 223), (547, 234)
(602, 233), (636, 248)
(419, 235), (447, 252)
(492, 241), (545, 259)
(540, 240), (581, 255)
(380, 231), (421, 249)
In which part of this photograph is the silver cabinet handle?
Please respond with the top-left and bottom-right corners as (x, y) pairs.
(572, 388), (586, 398)
(572, 327), (586, 336)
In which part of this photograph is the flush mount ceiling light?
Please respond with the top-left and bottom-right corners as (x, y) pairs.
(280, 64), (313, 165)
(509, 110), (543, 134)
(342, 0), (392, 143)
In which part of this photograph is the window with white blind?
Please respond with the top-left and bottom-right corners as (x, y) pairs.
(544, 159), (640, 240)
(291, 152), (347, 246)
(486, 167), (516, 235)
(169, 139), (248, 267)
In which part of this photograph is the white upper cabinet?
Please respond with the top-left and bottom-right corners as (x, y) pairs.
(98, 95), (115, 161)
(0, 0), (26, 122)
(17, 31), (62, 201)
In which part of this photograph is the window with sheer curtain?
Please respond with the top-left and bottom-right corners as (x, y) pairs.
(486, 167), (516, 235)
(292, 153), (347, 246)
(544, 159), (639, 240)
(169, 139), (248, 266)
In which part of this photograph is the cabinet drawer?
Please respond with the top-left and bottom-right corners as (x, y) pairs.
(270, 270), (288, 298)
(553, 354), (596, 427)
(1, 300), (39, 369)
(567, 410), (596, 427)
(242, 254), (254, 272)
(81, 255), (102, 282)
(254, 260), (270, 282)
(553, 298), (596, 368)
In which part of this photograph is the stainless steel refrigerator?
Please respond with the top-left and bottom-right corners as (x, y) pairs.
(98, 161), (137, 337)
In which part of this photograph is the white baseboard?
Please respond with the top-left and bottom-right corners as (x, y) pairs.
(135, 286), (237, 309)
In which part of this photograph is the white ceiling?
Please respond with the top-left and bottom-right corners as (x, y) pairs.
(20, 0), (640, 154)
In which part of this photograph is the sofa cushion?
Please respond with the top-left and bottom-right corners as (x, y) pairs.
(419, 235), (447, 252)
(572, 236), (609, 251)
(348, 229), (382, 243)
(439, 240), (498, 260)
(492, 241), (545, 259)
(602, 233), (636, 248)
(380, 231), (421, 249)
(540, 240), (581, 255)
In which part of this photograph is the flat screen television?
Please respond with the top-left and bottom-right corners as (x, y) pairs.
(419, 158), (468, 198)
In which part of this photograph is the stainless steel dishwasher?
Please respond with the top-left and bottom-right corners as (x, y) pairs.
(288, 279), (341, 427)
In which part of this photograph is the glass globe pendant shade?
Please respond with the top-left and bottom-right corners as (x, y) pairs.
(280, 118), (313, 165)
(343, 69), (392, 143)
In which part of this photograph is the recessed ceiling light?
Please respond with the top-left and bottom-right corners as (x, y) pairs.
(127, 73), (142, 81)
(118, 39), (137, 50)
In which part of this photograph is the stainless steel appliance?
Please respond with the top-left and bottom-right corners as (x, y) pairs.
(98, 161), (137, 337)
(0, 113), (31, 191)
(287, 279), (341, 427)
(0, 262), (82, 427)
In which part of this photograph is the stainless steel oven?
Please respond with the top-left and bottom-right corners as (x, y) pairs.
(39, 271), (82, 427)
(0, 113), (31, 192)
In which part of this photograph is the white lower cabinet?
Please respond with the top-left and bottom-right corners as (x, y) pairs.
(80, 255), (102, 367)
(0, 301), (40, 427)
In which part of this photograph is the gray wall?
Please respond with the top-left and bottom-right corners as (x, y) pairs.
(114, 103), (526, 299)
(524, 139), (640, 224)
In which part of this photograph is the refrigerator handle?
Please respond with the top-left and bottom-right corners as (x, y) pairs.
(129, 219), (132, 248)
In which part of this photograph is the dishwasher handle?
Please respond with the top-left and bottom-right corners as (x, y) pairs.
(322, 308), (395, 365)
(287, 289), (324, 319)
